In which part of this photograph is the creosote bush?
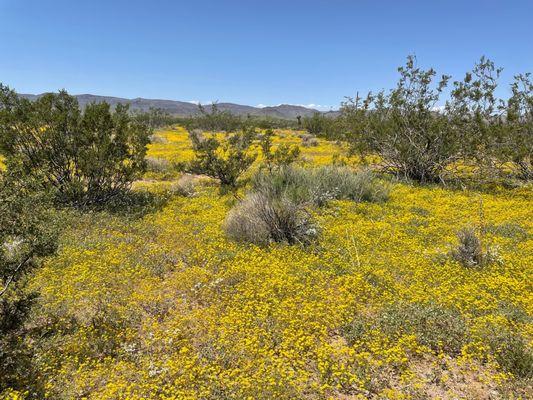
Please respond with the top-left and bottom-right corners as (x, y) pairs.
(260, 129), (301, 171)
(340, 56), (532, 183)
(185, 127), (257, 192)
(0, 85), (151, 206)
(0, 169), (58, 394)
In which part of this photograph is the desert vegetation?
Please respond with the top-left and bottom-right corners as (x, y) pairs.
(0, 55), (531, 399)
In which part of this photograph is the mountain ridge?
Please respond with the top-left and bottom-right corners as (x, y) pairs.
(19, 93), (338, 119)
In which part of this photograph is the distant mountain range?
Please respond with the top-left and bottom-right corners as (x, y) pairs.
(19, 93), (338, 119)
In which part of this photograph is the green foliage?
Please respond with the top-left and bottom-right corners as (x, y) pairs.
(343, 302), (469, 355)
(303, 112), (337, 137)
(133, 107), (178, 129)
(0, 169), (58, 394)
(252, 165), (389, 207)
(499, 73), (532, 180)
(225, 166), (388, 246)
(340, 56), (531, 183)
(483, 326), (533, 379)
(260, 129), (301, 171)
(343, 56), (459, 183)
(184, 103), (243, 132)
(0, 85), (151, 206)
(186, 127), (257, 192)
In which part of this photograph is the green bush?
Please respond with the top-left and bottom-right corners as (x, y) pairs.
(498, 73), (532, 180)
(343, 302), (469, 355)
(260, 129), (301, 171)
(341, 56), (507, 183)
(485, 328), (533, 378)
(186, 127), (257, 192)
(0, 86), (151, 206)
(0, 169), (58, 394)
(252, 165), (389, 207)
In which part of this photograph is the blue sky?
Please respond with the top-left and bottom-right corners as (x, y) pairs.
(1, 0), (532, 110)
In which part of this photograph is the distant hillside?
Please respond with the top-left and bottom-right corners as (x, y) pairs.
(19, 93), (334, 119)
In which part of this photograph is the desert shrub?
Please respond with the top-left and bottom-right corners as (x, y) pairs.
(450, 227), (500, 268)
(343, 302), (469, 355)
(149, 134), (169, 144)
(252, 166), (389, 207)
(185, 103), (243, 132)
(247, 116), (298, 130)
(0, 86), (151, 206)
(342, 56), (504, 183)
(224, 192), (318, 246)
(303, 112), (337, 136)
(225, 166), (387, 245)
(260, 129), (301, 171)
(0, 169), (58, 394)
(498, 73), (532, 180)
(185, 127), (257, 192)
(145, 156), (172, 174)
(170, 175), (196, 197)
(133, 107), (178, 129)
(301, 135), (319, 147)
(312, 166), (389, 205)
(484, 222), (529, 241)
(484, 327), (533, 378)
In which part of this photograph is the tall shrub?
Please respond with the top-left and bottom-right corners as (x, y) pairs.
(0, 86), (150, 206)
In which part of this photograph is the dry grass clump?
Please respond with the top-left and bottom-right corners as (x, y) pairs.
(225, 192), (317, 246)
(225, 166), (388, 245)
(145, 156), (172, 174)
(149, 134), (169, 144)
(170, 175), (196, 197)
(450, 227), (500, 268)
(300, 133), (319, 147)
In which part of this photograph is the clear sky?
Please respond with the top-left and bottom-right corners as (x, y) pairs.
(1, 0), (532, 110)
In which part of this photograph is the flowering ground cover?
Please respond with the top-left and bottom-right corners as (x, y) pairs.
(14, 128), (532, 399)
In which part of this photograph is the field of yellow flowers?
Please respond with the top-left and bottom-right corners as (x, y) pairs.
(22, 128), (532, 399)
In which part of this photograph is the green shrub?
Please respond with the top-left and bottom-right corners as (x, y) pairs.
(499, 73), (532, 180)
(485, 328), (533, 378)
(260, 129), (301, 171)
(186, 127), (257, 192)
(185, 103), (243, 132)
(252, 166), (389, 207)
(0, 169), (58, 394)
(0, 86), (151, 206)
(341, 56), (504, 183)
(343, 302), (469, 355)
